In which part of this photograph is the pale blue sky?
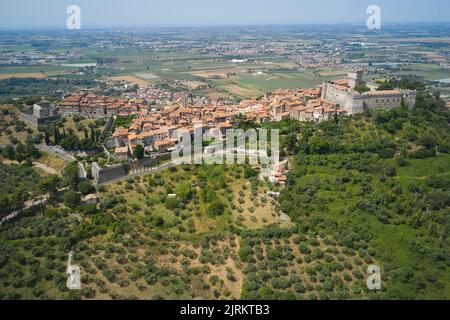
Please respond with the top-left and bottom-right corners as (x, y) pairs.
(0, 0), (449, 29)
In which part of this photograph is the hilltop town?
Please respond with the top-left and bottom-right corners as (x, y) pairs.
(29, 72), (415, 161)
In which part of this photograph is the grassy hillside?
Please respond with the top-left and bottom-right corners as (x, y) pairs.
(276, 93), (450, 299)
(0, 92), (449, 300)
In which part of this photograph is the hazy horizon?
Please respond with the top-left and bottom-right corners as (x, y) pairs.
(1, 0), (450, 30)
(2, 21), (450, 32)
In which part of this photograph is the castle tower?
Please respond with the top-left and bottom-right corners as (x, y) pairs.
(33, 101), (51, 118)
(401, 90), (417, 109)
(348, 71), (364, 89)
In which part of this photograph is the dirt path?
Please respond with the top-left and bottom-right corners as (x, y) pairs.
(2, 160), (59, 174)
(2, 160), (58, 175)
(0, 195), (49, 225)
(32, 162), (59, 175)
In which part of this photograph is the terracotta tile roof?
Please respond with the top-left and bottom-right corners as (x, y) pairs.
(154, 139), (172, 147)
(218, 122), (233, 128)
(115, 147), (129, 154)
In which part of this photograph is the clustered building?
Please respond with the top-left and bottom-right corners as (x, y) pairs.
(108, 86), (345, 157)
(56, 72), (416, 160)
(111, 103), (236, 156)
(58, 93), (131, 118)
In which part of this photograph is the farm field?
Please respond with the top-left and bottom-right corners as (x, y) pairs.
(0, 73), (47, 80)
(213, 71), (338, 97)
(110, 75), (152, 87)
(395, 63), (450, 80)
(25, 47), (345, 98)
(0, 65), (78, 76)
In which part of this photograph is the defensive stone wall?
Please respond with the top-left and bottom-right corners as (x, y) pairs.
(323, 83), (416, 115)
(99, 116), (115, 143)
(19, 112), (58, 126)
(92, 162), (127, 185)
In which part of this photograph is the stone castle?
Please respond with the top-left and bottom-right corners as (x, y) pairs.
(321, 71), (416, 115)
(25, 100), (59, 125)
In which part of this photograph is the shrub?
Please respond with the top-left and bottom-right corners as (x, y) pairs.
(63, 191), (81, 208)
(164, 197), (180, 210)
(207, 200), (225, 216)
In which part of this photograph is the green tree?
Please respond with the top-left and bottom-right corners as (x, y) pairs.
(25, 141), (39, 159)
(78, 180), (94, 195)
(14, 143), (27, 163)
(133, 144), (145, 159)
(354, 84), (370, 94)
(62, 162), (80, 190)
(63, 190), (81, 208)
(164, 197), (180, 210)
(417, 132), (436, 150)
(233, 113), (258, 130)
(44, 131), (50, 145)
(285, 133), (298, 155)
(54, 127), (60, 145)
(207, 200), (225, 216)
(244, 166), (258, 179)
(39, 175), (61, 198)
(0, 194), (11, 217)
(2, 145), (15, 160)
(90, 126), (96, 142)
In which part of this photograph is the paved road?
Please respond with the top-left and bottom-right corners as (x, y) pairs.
(78, 162), (87, 179)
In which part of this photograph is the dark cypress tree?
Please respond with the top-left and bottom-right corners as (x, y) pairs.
(44, 130), (50, 145)
(53, 127), (60, 145)
(90, 126), (96, 142)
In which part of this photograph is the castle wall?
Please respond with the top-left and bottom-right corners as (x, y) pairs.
(98, 116), (115, 143)
(92, 162), (127, 185)
(360, 93), (403, 111)
(401, 90), (417, 109)
(349, 96), (365, 114)
(360, 90), (416, 111)
(323, 84), (349, 108)
(19, 112), (58, 126)
(323, 82), (416, 115)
